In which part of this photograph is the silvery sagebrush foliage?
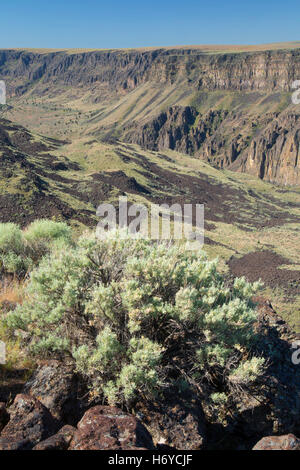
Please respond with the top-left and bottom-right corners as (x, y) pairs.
(5, 227), (265, 406)
(0, 220), (72, 276)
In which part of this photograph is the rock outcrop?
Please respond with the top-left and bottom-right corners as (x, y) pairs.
(253, 434), (300, 450)
(0, 394), (58, 450)
(69, 406), (154, 451)
(24, 360), (86, 424)
(33, 425), (76, 451)
(135, 388), (206, 450)
(0, 403), (9, 432)
(125, 106), (227, 156)
(125, 105), (300, 185)
(1, 48), (300, 96)
(238, 112), (300, 185)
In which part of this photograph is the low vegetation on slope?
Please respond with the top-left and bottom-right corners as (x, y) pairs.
(0, 115), (299, 332)
(1, 221), (300, 447)
(0, 219), (71, 276)
(2, 222), (266, 410)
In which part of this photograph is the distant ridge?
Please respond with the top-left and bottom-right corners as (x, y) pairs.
(3, 40), (300, 55)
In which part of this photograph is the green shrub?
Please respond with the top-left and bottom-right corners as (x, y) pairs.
(210, 392), (229, 405)
(6, 228), (265, 406)
(1, 252), (31, 275)
(229, 357), (266, 386)
(24, 219), (72, 263)
(24, 219), (71, 245)
(0, 223), (23, 254)
(0, 220), (72, 276)
(0, 223), (30, 275)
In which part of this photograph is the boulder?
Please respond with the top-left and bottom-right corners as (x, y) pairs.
(0, 402), (9, 432)
(135, 388), (206, 450)
(24, 360), (86, 424)
(33, 425), (76, 450)
(0, 394), (58, 450)
(253, 434), (300, 450)
(69, 406), (154, 450)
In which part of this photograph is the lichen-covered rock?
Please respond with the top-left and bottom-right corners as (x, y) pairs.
(24, 360), (86, 424)
(253, 434), (300, 450)
(33, 425), (76, 450)
(0, 394), (58, 450)
(135, 389), (206, 450)
(69, 406), (154, 450)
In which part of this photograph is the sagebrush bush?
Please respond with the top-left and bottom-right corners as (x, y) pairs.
(0, 220), (72, 276)
(228, 357), (266, 385)
(0, 223), (31, 275)
(0, 223), (23, 253)
(6, 228), (265, 406)
(24, 219), (71, 246)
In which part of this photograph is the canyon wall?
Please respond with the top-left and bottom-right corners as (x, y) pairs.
(1, 47), (300, 185)
(1, 48), (300, 94)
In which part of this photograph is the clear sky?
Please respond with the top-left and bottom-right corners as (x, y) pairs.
(0, 0), (299, 49)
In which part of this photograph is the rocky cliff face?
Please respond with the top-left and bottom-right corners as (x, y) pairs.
(124, 106), (228, 155)
(124, 103), (300, 185)
(1, 48), (300, 96)
(238, 112), (300, 185)
(1, 47), (300, 185)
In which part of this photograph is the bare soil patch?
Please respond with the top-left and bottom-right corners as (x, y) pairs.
(228, 250), (300, 297)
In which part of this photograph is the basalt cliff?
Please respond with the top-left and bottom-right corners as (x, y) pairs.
(0, 45), (300, 185)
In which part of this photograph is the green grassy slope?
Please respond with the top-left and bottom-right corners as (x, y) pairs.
(0, 114), (299, 330)
(53, 136), (300, 333)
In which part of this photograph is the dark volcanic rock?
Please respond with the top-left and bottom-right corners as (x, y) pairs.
(0, 402), (9, 432)
(125, 106), (227, 156)
(69, 406), (154, 450)
(0, 119), (95, 228)
(24, 360), (86, 424)
(0, 394), (58, 450)
(251, 298), (300, 436)
(33, 425), (76, 451)
(253, 434), (300, 450)
(135, 389), (206, 450)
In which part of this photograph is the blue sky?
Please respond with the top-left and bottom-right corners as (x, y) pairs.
(0, 0), (299, 49)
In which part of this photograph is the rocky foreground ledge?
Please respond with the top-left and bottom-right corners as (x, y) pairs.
(0, 395), (154, 451)
(0, 298), (299, 451)
(0, 392), (299, 451)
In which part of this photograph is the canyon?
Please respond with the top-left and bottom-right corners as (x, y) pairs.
(0, 43), (300, 452)
(0, 44), (299, 335)
(0, 44), (300, 185)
